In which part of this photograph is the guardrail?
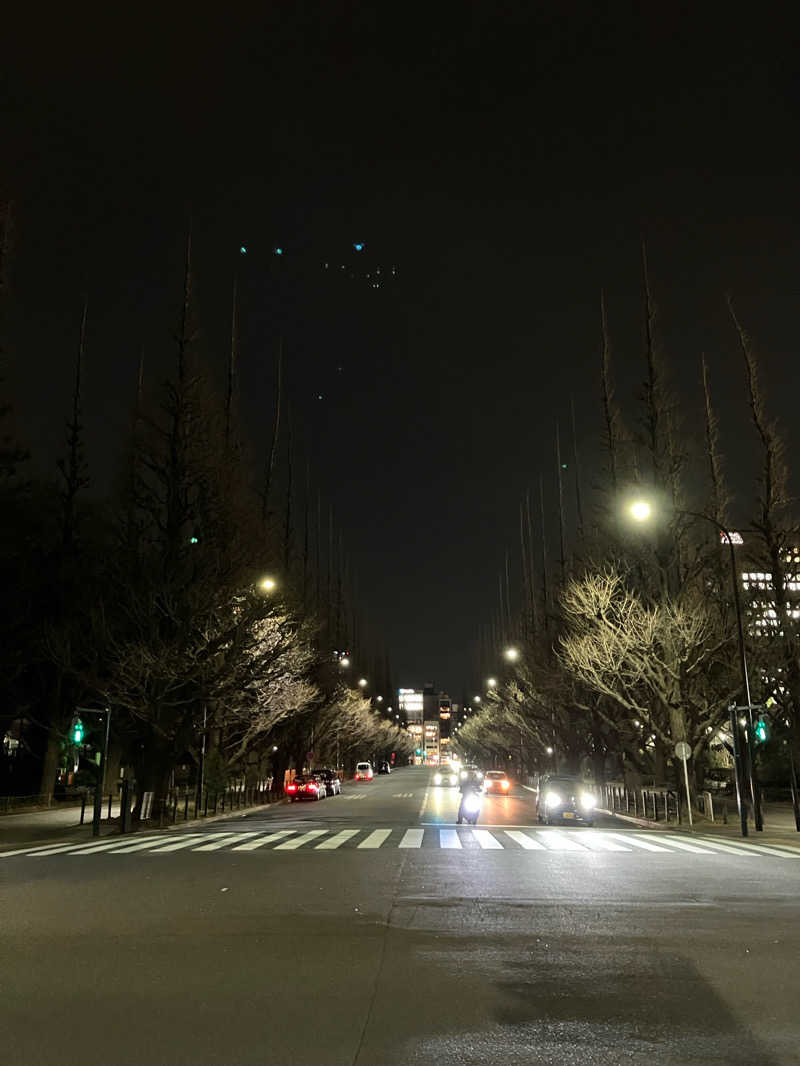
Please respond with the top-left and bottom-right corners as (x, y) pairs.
(601, 782), (683, 824)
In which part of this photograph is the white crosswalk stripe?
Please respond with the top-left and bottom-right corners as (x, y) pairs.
(4, 827), (800, 858)
(399, 828), (424, 848)
(316, 830), (360, 850)
(358, 829), (392, 849)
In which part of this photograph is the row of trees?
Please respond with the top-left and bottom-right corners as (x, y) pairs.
(458, 253), (799, 802)
(0, 211), (412, 816)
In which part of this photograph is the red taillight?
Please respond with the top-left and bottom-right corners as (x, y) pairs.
(287, 784), (297, 792)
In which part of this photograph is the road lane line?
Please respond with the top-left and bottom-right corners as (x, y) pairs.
(358, 829), (392, 849)
(109, 834), (206, 854)
(15, 837), (164, 857)
(504, 830), (546, 850)
(472, 830), (504, 849)
(316, 830), (359, 850)
(274, 830), (329, 850)
(69, 836), (167, 854)
(147, 835), (215, 853)
(608, 833), (670, 852)
(656, 835), (760, 856)
(193, 833), (259, 851)
(231, 830), (295, 851)
(439, 829), (462, 849)
(535, 831), (590, 851)
(399, 829), (424, 848)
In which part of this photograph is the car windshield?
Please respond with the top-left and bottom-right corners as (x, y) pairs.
(486, 771), (506, 779)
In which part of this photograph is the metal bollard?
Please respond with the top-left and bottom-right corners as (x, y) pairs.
(172, 794), (178, 823)
(213, 792), (218, 815)
(652, 793), (657, 821)
(80, 792), (87, 825)
(107, 793), (112, 820)
(184, 793), (189, 820)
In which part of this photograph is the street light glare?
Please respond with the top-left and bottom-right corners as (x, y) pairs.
(358, 678), (368, 687)
(504, 647), (519, 662)
(630, 500), (652, 522)
(339, 657), (350, 667)
(259, 577), (277, 592)
(473, 695), (481, 704)
(487, 677), (497, 688)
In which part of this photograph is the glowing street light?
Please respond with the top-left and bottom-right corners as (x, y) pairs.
(487, 677), (497, 688)
(339, 657), (350, 667)
(545, 746), (554, 755)
(376, 696), (383, 703)
(629, 499), (652, 522)
(259, 576), (277, 592)
(473, 695), (481, 704)
(504, 647), (519, 663)
(358, 678), (368, 688)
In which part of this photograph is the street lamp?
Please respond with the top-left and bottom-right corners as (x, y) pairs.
(487, 677), (497, 688)
(358, 678), (368, 688)
(545, 746), (553, 755)
(504, 647), (519, 662)
(473, 695), (481, 704)
(339, 657), (350, 668)
(628, 496), (761, 834)
(376, 695), (383, 703)
(259, 576), (277, 592)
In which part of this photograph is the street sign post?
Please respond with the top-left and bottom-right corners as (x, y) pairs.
(674, 741), (693, 827)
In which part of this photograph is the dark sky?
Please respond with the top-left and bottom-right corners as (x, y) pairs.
(4, 5), (799, 695)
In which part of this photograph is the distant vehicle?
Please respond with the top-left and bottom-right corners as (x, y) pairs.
(460, 764), (483, 782)
(314, 768), (342, 796)
(354, 761), (374, 781)
(377, 760), (391, 774)
(286, 774), (327, 802)
(433, 764), (458, 787)
(484, 770), (511, 794)
(536, 774), (596, 826)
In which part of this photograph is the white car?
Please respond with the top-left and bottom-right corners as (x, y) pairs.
(433, 764), (459, 787)
(354, 761), (374, 781)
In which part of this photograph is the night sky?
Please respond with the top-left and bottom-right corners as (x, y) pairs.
(4, 6), (799, 695)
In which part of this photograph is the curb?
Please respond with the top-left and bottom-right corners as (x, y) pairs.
(597, 807), (666, 830)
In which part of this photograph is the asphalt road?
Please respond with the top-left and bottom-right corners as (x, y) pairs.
(3, 765), (799, 1066)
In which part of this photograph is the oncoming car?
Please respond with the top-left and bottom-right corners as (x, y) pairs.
(483, 770), (511, 794)
(433, 764), (459, 787)
(536, 774), (597, 826)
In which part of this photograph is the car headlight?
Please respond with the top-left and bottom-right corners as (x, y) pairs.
(463, 793), (481, 813)
(580, 792), (596, 810)
(460, 770), (467, 779)
(433, 773), (442, 785)
(449, 774), (457, 785)
(545, 791), (562, 807)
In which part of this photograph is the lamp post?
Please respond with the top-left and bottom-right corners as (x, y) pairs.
(628, 500), (762, 834)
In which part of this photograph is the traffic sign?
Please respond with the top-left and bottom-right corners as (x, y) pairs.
(674, 741), (691, 760)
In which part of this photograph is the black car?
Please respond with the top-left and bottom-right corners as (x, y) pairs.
(314, 768), (342, 796)
(377, 760), (391, 774)
(535, 774), (598, 826)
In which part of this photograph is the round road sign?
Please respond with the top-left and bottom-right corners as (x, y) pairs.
(674, 741), (691, 761)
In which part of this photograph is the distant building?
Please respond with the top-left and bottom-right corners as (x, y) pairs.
(398, 686), (453, 764)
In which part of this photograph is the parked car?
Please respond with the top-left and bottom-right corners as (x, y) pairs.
(535, 774), (597, 826)
(285, 774), (327, 802)
(377, 760), (391, 775)
(314, 768), (342, 796)
(354, 761), (374, 781)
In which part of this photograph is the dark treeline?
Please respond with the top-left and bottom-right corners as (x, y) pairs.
(460, 247), (799, 804)
(0, 208), (412, 815)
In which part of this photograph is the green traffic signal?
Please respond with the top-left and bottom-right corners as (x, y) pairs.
(755, 719), (769, 743)
(71, 718), (84, 745)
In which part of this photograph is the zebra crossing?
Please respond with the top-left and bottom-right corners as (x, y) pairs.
(3, 827), (800, 859)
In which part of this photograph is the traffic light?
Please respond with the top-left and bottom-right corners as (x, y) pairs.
(755, 718), (769, 743)
(71, 717), (84, 745)
(415, 748), (422, 756)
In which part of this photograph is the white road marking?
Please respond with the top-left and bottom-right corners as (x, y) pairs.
(646, 836), (713, 854)
(505, 830), (546, 850)
(578, 832), (631, 852)
(193, 833), (259, 851)
(472, 830), (503, 849)
(609, 833), (671, 852)
(535, 831), (589, 851)
(231, 830), (295, 851)
(148, 835), (214, 853)
(274, 830), (329, 850)
(439, 829), (462, 849)
(109, 834), (206, 854)
(358, 829), (392, 849)
(661, 835), (800, 858)
(316, 830), (359, 850)
(399, 829), (424, 848)
(70, 836), (167, 854)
